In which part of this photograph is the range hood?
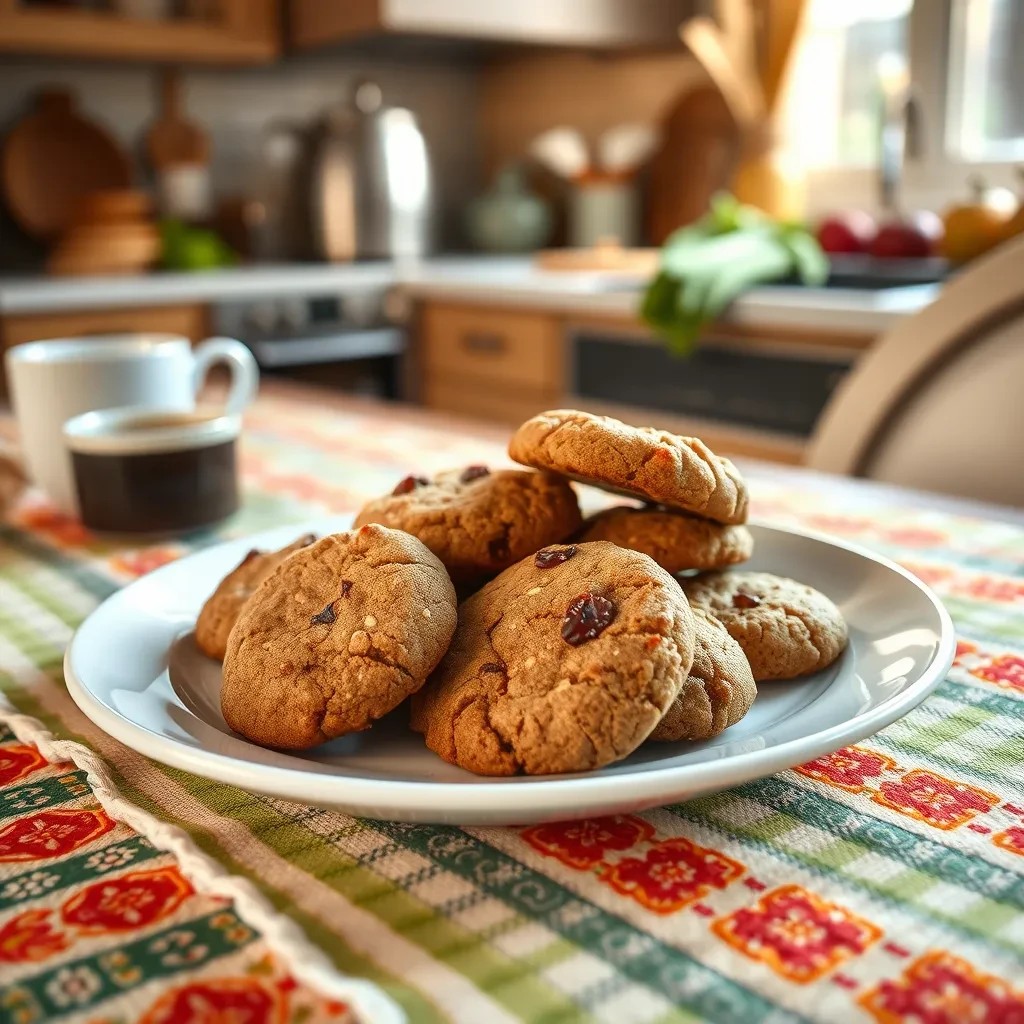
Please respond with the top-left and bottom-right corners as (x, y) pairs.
(291, 0), (695, 50)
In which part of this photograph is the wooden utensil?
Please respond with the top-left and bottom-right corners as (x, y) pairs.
(646, 86), (743, 244)
(761, 0), (809, 112)
(1, 89), (132, 241)
(144, 69), (209, 169)
(680, 17), (765, 133)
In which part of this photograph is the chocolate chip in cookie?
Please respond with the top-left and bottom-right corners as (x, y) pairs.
(412, 541), (697, 776)
(509, 409), (748, 524)
(221, 525), (457, 750)
(353, 467), (582, 587)
(681, 570), (848, 681)
(195, 533), (316, 661)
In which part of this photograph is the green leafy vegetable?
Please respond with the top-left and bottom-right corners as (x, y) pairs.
(640, 193), (828, 355)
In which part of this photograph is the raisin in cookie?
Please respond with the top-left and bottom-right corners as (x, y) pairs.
(681, 571), (848, 681)
(651, 608), (756, 741)
(353, 467), (581, 586)
(509, 409), (748, 524)
(222, 525), (457, 750)
(412, 541), (696, 776)
(577, 506), (753, 574)
(196, 533), (316, 660)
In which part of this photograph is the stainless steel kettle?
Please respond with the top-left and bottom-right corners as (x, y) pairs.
(310, 80), (433, 262)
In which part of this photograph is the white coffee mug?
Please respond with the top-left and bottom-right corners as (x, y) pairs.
(5, 333), (259, 513)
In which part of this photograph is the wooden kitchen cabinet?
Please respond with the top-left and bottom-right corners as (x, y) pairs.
(0, 304), (208, 350)
(417, 302), (565, 424)
(0, 0), (278, 64)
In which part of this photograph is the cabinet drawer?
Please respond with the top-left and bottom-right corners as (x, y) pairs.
(424, 373), (560, 425)
(420, 304), (563, 391)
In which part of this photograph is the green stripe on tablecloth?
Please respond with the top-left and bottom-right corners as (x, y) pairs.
(942, 595), (1024, 644)
(373, 823), (801, 1024)
(0, 836), (162, 911)
(4, 908), (257, 1019)
(0, 768), (91, 820)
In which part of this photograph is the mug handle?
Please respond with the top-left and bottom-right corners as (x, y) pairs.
(191, 337), (259, 415)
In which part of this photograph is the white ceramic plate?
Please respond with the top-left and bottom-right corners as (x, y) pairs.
(65, 518), (955, 825)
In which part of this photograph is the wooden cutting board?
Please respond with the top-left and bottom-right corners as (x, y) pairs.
(144, 69), (209, 169)
(646, 85), (742, 245)
(1, 89), (132, 241)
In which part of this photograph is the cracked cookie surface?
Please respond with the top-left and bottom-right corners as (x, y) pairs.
(681, 571), (847, 681)
(221, 524), (457, 750)
(508, 409), (748, 524)
(412, 541), (696, 776)
(577, 506), (753, 574)
(651, 608), (756, 741)
(196, 533), (316, 660)
(353, 467), (581, 586)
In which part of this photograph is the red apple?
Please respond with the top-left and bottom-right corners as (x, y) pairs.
(870, 211), (944, 258)
(817, 211), (876, 254)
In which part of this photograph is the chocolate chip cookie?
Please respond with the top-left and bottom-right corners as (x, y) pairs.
(651, 608), (756, 741)
(222, 525), (457, 750)
(509, 409), (748, 524)
(353, 467), (582, 586)
(681, 571), (848, 681)
(577, 506), (753, 574)
(196, 534), (316, 660)
(412, 541), (697, 775)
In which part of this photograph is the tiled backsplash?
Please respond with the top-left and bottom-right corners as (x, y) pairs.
(0, 52), (482, 263)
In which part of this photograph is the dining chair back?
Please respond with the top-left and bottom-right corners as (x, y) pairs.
(807, 235), (1024, 507)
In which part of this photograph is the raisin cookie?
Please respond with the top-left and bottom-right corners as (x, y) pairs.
(681, 571), (848, 681)
(353, 466), (582, 586)
(577, 506), (753, 574)
(196, 533), (316, 660)
(651, 608), (756, 741)
(412, 541), (696, 776)
(222, 525), (457, 750)
(509, 409), (748, 524)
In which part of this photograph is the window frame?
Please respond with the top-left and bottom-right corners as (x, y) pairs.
(801, 0), (1022, 217)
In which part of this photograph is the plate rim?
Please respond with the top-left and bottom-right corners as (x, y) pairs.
(64, 520), (956, 821)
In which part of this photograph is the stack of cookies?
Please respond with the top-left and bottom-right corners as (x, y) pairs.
(201, 408), (848, 776)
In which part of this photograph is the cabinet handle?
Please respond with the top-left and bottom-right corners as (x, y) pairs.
(460, 331), (506, 354)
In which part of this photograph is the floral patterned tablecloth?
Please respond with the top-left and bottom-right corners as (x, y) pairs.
(1, 382), (1023, 1024)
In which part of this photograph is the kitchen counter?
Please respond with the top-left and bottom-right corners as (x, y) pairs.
(0, 256), (939, 333)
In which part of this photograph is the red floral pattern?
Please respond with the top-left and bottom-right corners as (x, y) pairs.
(795, 746), (897, 793)
(61, 866), (192, 933)
(0, 809), (114, 862)
(872, 770), (1000, 830)
(0, 908), (69, 962)
(971, 654), (1024, 693)
(955, 576), (1024, 603)
(14, 505), (92, 547)
(899, 563), (952, 588)
(0, 744), (47, 786)
(109, 547), (181, 578)
(953, 639), (978, 665)
(603, 838), (744, 914)
(138, 977), (287, 1024)
(713, 884), (882, 983)
(882, 527), (948, 547)
(522, 816), (654, 870)
(993, 826), (1024, 856)
(859, 950), (1024, 1024)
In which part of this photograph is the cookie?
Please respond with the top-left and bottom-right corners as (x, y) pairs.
(221, 525), (457, 750)
(196, 533), (316, 660)
(577, 506), (753, 574)
(353, 466), (582, 586)
(509, 409), (748, 524)
(651, 608), (756, 741)
(412, 541), (697, 776)
(681, 571), (848, 681)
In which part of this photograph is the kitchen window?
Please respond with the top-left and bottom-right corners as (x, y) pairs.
(786, 0), (1024, 215)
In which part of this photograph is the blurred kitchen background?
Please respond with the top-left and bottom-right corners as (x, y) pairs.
(1, 0), (1022, 501)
